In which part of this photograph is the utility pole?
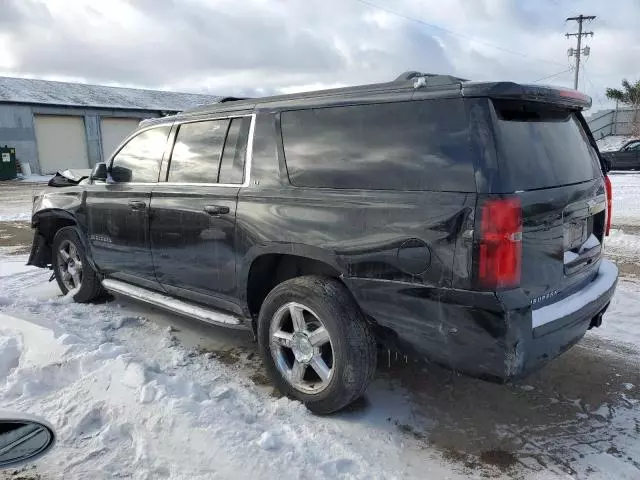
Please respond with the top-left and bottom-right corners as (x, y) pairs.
(566, 15), (595, 90)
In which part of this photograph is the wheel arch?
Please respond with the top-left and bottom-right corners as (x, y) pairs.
(240, 244), (345, 330)
(29, 210), (95, 269)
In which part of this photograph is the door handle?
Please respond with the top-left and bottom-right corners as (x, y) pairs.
(203, 205), (230, 216)
(128, 200), (146, 210)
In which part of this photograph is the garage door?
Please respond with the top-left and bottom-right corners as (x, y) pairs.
(34, 115), (89, 174)
(101, 118), (141, 161)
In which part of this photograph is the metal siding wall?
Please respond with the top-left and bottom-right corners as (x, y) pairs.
(0, 104), (164, 174)
(84, 115), (102, 167)
(0, 105), (39, 173)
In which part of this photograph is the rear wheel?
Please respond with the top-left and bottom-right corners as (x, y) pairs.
(52, 227), (104, 303)
(257, 276), (377, 414)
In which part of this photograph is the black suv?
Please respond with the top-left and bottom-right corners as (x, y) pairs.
(28, 72), (618, 413)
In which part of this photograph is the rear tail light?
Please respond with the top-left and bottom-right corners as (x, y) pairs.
(477, 198), (522, 289)
(604, 175), (612, 236)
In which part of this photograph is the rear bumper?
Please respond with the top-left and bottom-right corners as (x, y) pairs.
(345, 259), (618, 381)
(520, 259), (617, 376)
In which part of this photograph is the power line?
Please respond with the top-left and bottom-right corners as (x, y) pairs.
(565, 15), (595, 90)
(581, 65), (607, 109)
(353, 0), (565, 67)
(531, 68), (574, 84)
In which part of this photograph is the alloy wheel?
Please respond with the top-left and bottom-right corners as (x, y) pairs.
(56, 240), (83, 292)
(269, 302), (334, 394)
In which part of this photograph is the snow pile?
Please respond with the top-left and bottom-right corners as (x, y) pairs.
(0, 255), (457, 480)
(0, 209), (31, 222)
(18, 174), (53, 183)
(0, 332), (21, 379)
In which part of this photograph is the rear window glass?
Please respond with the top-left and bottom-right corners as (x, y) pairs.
(280, 99), (476, 192)
(492, 100), (601, 191)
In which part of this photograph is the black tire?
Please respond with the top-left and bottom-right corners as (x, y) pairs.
(257, 275), (377, 414)
(52, 226), (105, 303)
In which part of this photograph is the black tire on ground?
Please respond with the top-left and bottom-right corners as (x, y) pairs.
(52, 226), (105, 303)
(257, 275), (377, 414)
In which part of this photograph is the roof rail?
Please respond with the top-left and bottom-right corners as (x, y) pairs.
(218, 96), (250, 103)
(395, 71), (467, 88)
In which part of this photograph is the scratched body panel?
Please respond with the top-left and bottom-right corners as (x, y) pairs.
(149, 184), (240, 307)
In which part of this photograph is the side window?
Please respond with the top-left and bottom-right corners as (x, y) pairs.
(250, 113), (280, 186)
(110, 126), (170, 183)
(280, 100), (475, 192)
(168, 119), (229, 183)
(625, 141), (640, 152)
(218, 117), (251, 184)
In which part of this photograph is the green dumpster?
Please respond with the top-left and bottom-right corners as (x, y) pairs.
(0, 145), (17, 181)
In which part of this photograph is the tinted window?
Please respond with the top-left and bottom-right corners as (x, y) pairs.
(110, 127), (170, 183)
(492, 100), (601, 191)
(250, 113), (280, 186)
(168, 120), (229, 183)
(280, 100), (475, 191)
(218, 117), (251, 184)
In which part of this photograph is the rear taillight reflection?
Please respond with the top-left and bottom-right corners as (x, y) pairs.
(478, 198), (522, 289)
(604, 175), (612, 236)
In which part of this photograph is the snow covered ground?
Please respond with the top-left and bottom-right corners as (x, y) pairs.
(0, 259), (463, 480)
(0, 175), (639, 479)
(597, 135), (632, 153)
(0, 177), (50, 222)
(609, 172), (640, 228)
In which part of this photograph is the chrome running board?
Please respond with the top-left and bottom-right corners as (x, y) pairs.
(102, 279), (247, 329)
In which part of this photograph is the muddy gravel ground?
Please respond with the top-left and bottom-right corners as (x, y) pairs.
(0, 222), (33, 255)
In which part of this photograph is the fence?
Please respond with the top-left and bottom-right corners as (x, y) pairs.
(587, 108), (640, 139)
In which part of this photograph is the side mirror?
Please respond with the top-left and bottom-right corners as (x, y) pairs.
(0, 413), (55, 469)
(90, 162), (108, 182)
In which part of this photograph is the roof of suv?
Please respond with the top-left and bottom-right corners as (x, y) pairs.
(185, 71), (465, 114)
(141, 71), (593, 127)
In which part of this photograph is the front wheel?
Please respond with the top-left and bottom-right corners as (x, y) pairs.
(52, 226), (105, 303)
(257, 276), (377, 414)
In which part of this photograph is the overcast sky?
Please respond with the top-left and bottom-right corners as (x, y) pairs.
(1, 0), (639, 111)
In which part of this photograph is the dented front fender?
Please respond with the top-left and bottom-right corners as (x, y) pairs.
(27, 188), (95, 270)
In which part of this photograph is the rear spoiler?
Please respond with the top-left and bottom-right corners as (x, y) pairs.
(462, 82), (592, 110)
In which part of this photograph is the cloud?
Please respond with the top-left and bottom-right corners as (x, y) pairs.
(0, 0), (638, 110)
